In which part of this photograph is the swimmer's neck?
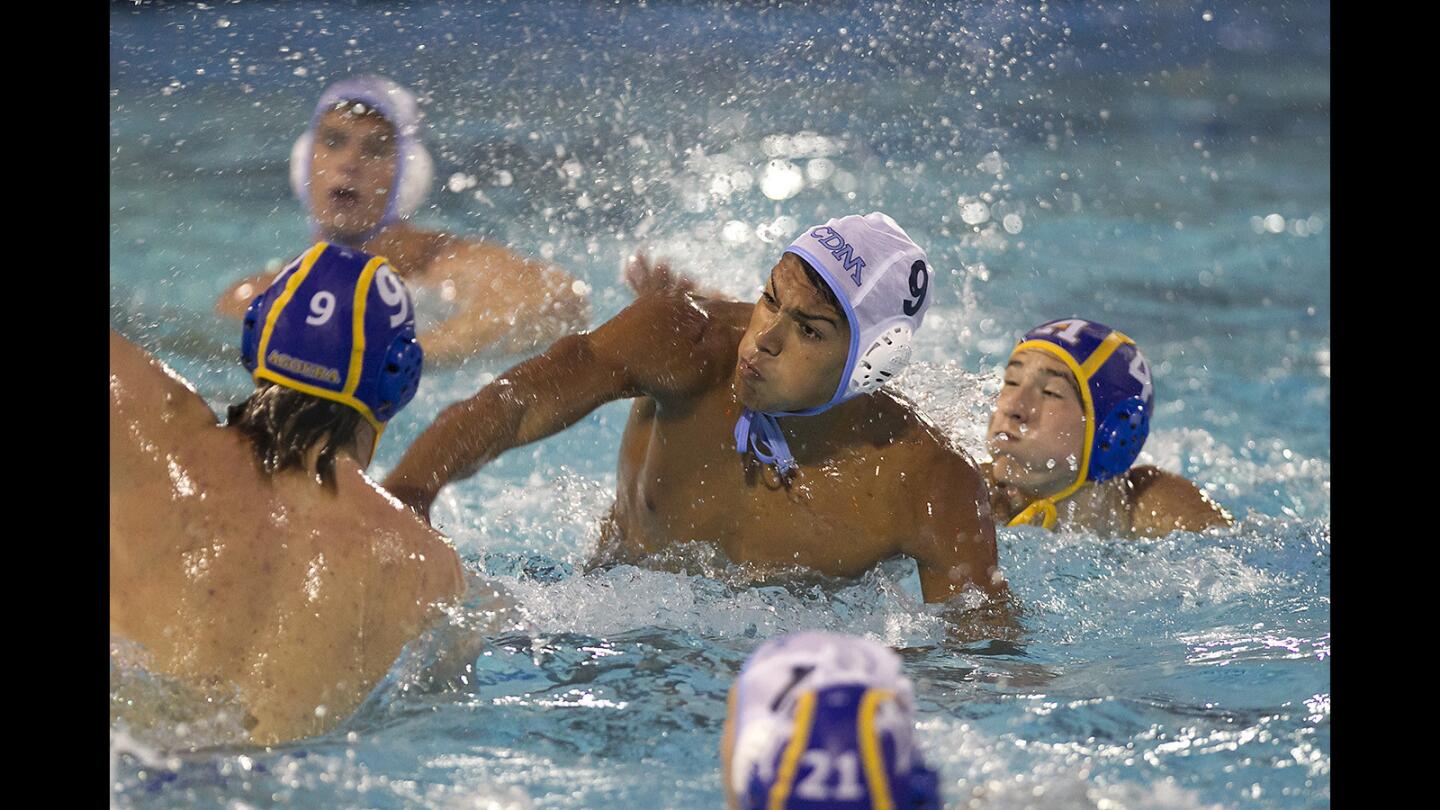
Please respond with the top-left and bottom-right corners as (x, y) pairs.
(225, 426), (375, 483)
(320, 221), (411, 252)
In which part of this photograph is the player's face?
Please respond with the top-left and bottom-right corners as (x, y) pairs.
(987, 349), (1087, 496)
(735, 253), (851, 412)
(307, 106), (398, 241)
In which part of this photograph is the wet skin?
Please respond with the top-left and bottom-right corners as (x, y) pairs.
(109, 330), (472, 745)
(985, 348), (1233, 535)
(385, 254), (1005, 605)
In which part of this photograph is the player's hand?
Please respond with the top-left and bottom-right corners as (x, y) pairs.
(623, 250), (696, 298)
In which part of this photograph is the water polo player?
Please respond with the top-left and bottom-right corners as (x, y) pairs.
(215, 75), (589, 362)
(112, 243), (490, 745)
(722, 632), (941, 810)
(986, 317), (1233, 535)
(385, 213), (1007, 607)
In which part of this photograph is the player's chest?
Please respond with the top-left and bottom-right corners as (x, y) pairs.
(622, 412), (909, 573)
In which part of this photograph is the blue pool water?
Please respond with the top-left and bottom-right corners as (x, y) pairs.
(110, 1), (1329, 807)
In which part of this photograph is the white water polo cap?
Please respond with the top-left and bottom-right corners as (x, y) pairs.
(783, 213), (932, 410)
(290, 75), (435, 240)
(734, 213), (932, 479)
(729, 632), (940, 810)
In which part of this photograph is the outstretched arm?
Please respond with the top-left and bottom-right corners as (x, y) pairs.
(383, 292), (722, 519)
(1126, 466), (1234, 536)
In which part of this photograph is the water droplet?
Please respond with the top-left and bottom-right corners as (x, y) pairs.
(760, 160), (804, 200)
(722, 220), (751, 243)
(959, 199), (990, 225)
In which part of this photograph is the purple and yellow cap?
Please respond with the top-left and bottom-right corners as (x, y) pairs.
(239, 242), (423, 437)
(1006, 318), (1154, 528)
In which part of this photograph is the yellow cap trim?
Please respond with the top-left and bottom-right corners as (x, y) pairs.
(256, 242), (326, 376)
(1005, 340), (1095, 523)
(252, 368), (384, 432)
(768, 690), (818, 810)
(1004, 331), (1131, 529)
(1079, 330), (1134, 379)
(253, 241), (387, 435)
(345, 256), (387, 397)
(858, 688), (897, 810)
(1007, 499), (1059, 530)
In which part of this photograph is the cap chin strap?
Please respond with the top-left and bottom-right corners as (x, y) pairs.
(1006, 477), (1089, 530)
(735, 409), (799, 480)
(1001, 338), (1103, 531)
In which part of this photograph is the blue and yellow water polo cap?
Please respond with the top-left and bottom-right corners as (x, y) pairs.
(729, 632), (940, 810)
(1006, 317), (1154, 529)
(239, 242), (423, 434)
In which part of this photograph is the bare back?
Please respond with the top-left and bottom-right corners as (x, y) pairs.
(109, 331), (466, 745)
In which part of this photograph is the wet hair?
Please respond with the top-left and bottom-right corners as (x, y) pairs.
(226, 383), (364, 488)
(792, 255), (845, 322)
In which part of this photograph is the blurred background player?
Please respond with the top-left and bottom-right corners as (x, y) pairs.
(215, 75), (588, 363)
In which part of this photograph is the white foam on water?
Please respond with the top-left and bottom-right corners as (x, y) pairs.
(922, 720), (1227, 810)
(497, 557), (950, 648)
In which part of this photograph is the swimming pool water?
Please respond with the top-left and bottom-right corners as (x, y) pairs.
(110, 1), (1329, 807)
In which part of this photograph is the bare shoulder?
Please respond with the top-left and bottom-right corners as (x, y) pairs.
(1125, 465), (1234, 535)
(883, 397), (1001, 602)
(916, 429), (989, 517)
(877, 392), (985, 484)
(109, 330), (218, 433)
(327, 464), (467, 604)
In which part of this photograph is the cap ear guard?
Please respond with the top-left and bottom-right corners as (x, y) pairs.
(393, 141), (434, 219)
(906, 759), (942, 810)
(849, 323), (913, 397)
(288, 132), (312, 206)
(1090, 396), (1150, 483)
(372, 330), (424, 421)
